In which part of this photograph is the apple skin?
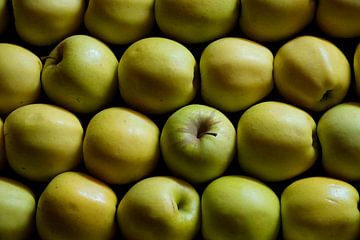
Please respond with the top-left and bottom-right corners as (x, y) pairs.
(0, 118), (6, 170)
(4, 103), (83, 182)
(155, 0), (239, 44)
(117, 176), (200, 240)
(355, 43), (360, 96)
(239, 0), (316, 42)
(41, 34), (119, 114)
(200, 37), (274, 112)
(281, 176), (360, 240)
(83, 107), (160, 185)
(274, 35), (351, 112)
(84, 0), (155, 45)
(36, 171), (117, 240)
(237, 101), (318, 182)
(202, 175), (280, 240)
(316, 0), (360, 38)
(0, 177), (36, 240)
(0, 43), (42, 115)
(118, 37), (198, 114)
(0, 0), (9, 35)
(12, 0), (85, 46)
(160, 104), (236, 183)
(317, 102), (360, 181)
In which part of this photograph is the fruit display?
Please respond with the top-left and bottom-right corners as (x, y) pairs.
(1, 0), (360, 239)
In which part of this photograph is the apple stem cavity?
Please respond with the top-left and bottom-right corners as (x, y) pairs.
(320, 90), (332, 102)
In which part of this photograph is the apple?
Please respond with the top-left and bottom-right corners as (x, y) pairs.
(36, 171), (117, 240)
(4, 103), (83, 182)
(274, 35), (351, 112)
(0, 0), (9, 35)
(0, 177), (36, 240)
(0, 117), (5, 170)
(316, 0), (360, 38)
(84, 0), (155, 45)
(281, 176), (360, 240)
(154, 0), (239, 44)
(83, 107), (160, 185)
(317, 102), (360, 181)
(200, 37), (274, 112)
(355, 43), (360, 95)
(160, 104), (236, 183)
(117, 176), (200, 240)
(237, 101), (318, 182)
(118, 37), (198, 114)
(12, 0), (86, 46)
(201, 175), (280, 240)
(41, 34), (119, 114)
(0, 43), (42, 115)
(239, 0), (316, 42)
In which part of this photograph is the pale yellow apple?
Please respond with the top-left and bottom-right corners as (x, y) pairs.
(274, 35), (351, 112)
(355, 43), (360, 95)
(4, 103), (83, 182)
(200, 37), (273, 112)
(281, 177), (360, 240)
(237, 101), (318, 182)
(83, 107), (160, 184)
(12, 0), (85, 46)
(118, 37), (198, 114)
(42, 34), (119, 114)
(0, 177), (36, 240)
(84, 0), (155, 45)
(36, 171), (117, 240)
(117, 176), (200, 240)
(202, 175), (280, 240)
(155, 0), (239, 44)
(317, 102), (360, 181)
(316, 0), (360, 38)
(0, 0), (9, 35)
(239, 0), (316, 42)
(0, 43), (42, 115)
(0, 118), (5, 170)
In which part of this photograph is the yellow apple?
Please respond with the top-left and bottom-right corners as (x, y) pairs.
(274, 35), (351, 112)
(4, 103), (83, 182)
(118, 37), (198, 114)
(36, 171), (117, 240)
(0, 43), (42, 115)
(355, 43), (360, 95)
(202, 175), (280, 240)
(239, 0), (316, 42)
(200, 37), (274, 112)
(12, 0), (85, 46)
(83, 107), (160, 184)
(0, 118), (5, 170)
(0, 177), (36, 240)
(155, 0), (239, 44)
(316, 0), (360, 38)
(0, 0), (9, 35)
(237, 101), (318, 182)
(281, 177), (360, 240)
(84, 0), (155, 45)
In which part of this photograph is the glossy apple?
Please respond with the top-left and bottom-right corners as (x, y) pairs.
(42, 34), (118, 114)
(0, 0), (9, 35)
(0, 118), (5, 170)
(83, 107), (160, 184)
(355, 43), (360, 95)
(117, 176), (200, 240)
(160, 104), (236, 183)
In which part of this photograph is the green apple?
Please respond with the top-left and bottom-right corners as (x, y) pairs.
(237, 101), (318, 182)
(316, 0), (360, 38)
(155, 0), (239, 44)
(239, 0), (316, 42)
(281, 176), (360, 240)
(0, 177), (36, 240)
(160, 104), (236, 183)
(36, 171), (117, 240)
(42, 34), (118, 114)
(200, 37), (274, 112)
(117, 176), (200, 240)
(202, 175), (280, 240)
(355, 43), (360, 95)
(0, 43), (42, 115)
(118, 37), (198, 114)
(83, 107), (160, 184)
(12, 0), (85, 46)
(274, 35), (351, 112)
(317, 102), (360, 181)
(0, 118), (5, 170)
(4, 103), (83, 182)
(84, 0), (155, 45)
(0, 0), (9, 35)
